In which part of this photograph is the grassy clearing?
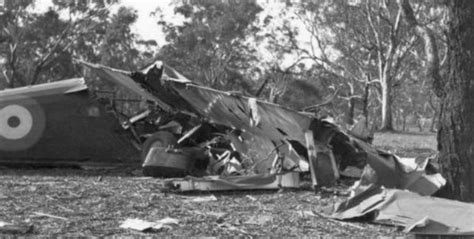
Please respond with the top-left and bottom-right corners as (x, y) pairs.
(373, 131), (437, 157)
(0, 131), (437, 237)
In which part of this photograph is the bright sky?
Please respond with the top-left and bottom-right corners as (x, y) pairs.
(34, 0), (173, 46)
(116, 0), (176, 46)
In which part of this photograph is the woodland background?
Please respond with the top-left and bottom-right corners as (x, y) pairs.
(0, 0), (447, 132)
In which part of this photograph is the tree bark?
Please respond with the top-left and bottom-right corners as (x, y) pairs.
(436, 0), (474, 201)
(399, 0), (474, 200)
(363, 78), (370, 128)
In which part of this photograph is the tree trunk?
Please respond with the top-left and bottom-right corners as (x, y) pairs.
(437, 0), (474, 201)
(380, 76), (394, 131)
(363, 79), (370, 128)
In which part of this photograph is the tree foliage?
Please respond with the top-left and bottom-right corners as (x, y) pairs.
(0, 0), (139, 89)
(156, 0), (262, 91)
(0, 0), (447, 132)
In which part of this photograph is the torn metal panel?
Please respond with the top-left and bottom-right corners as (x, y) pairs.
(330, 186), (474, 233)
(80, 61), (174, 112)
(331, 133), (445, 195)
(140, 60), (191, 84)
(159, 172), (300, 192)
(225, 130), (301, 174)
(357, 140), (444, 195)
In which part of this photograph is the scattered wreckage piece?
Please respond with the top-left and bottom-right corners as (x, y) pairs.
(329, 185), (474, 234)
(348, 137), (445, 196)
(120, 217), (180, 232)
(0, 78), (137, 165)
(142, 131), (208, 177)
(304, 130), (339, 188)
(0, 221), (33, 234)
(328, 130), (445, 196)
(158, 172), (300, 192)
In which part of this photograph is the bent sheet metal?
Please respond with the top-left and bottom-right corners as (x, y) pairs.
(330, 186), (474, 234)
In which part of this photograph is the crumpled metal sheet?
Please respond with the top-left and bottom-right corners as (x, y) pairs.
(330, 186), (474, 233)
(166, 83), (316, 173)
(168, 83), (313, 145)
(81, 61), (174, 112)
(343, 137), (445, 196)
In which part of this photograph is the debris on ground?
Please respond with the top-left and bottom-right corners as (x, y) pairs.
(183, 195), (218, 203)
(31, 212), (69, 221)
(159, 172), (300, 192)
(329, 185), (474, 233)
(120, 217), (179, 232)
(244, 215), (273, 225)
(0, 221), (33, 234)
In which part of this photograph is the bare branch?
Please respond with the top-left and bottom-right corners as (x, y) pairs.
(366, 0), (385, 77)
(30, 23), (73, 85)
(391, 34), (420, 79)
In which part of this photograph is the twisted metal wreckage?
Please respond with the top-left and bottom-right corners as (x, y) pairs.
(81, 61), (474, 234)
(1, 61), (472, 233)
(79, 61), (444, 193)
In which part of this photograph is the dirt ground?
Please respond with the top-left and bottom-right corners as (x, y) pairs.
(0, 132), (436, 237)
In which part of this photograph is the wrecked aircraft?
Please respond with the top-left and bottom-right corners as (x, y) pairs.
(80, 60), (445, 196)
(0, 78), (137, 166)
(1, 60), (466, 235)
(0, 59), (446, 195)
(81, 61), (337, 183)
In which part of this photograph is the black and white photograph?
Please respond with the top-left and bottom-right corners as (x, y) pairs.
(1, 0), (473, 237)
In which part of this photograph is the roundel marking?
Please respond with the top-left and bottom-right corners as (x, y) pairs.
(0, 104), (34, 140)
(0, 96), (46, 152)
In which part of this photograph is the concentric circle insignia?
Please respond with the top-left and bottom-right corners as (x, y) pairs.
(0, 95), (46, 151)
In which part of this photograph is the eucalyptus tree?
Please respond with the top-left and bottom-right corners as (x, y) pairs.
(268, 0), (446, 130)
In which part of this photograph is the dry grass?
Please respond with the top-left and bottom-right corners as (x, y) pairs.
(0, 131), (437, 237)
